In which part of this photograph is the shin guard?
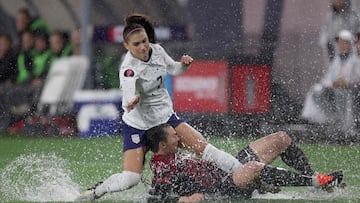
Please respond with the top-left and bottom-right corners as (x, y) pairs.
(280, 142), (315, 176)
(259, 165), (313, 186)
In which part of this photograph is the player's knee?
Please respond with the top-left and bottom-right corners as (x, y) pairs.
(234, 161), (264, 188)
(276, 131), (292, 147)
(245, 161), (264, 173)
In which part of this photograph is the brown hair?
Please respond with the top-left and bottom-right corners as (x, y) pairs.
(145, 123), (171, 153)
(123, 13), (156, 43)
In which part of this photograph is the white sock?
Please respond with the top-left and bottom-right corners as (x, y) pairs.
(202, 144), (242, 173)
(95, 171), (141, 196)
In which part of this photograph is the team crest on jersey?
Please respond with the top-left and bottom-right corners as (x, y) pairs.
(124, 69), (135, 77)
(131, 134), (140, 144)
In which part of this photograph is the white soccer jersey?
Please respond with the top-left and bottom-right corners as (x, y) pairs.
(120, 43), (189, 130)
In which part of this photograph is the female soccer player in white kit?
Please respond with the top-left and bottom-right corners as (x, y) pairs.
(76, 13), (241, 201)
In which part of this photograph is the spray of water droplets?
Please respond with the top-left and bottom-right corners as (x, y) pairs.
(1, 153), (358, 202)
(0, 153), (80, 202)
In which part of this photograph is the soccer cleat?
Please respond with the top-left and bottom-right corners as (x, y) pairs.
(317, 171), (343, 192)
(75, 181), (105, 201)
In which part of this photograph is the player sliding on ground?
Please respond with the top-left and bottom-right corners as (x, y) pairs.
(145, 123), (344, 202)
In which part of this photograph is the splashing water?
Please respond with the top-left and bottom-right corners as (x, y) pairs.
(1, 153), (357, 202)
(0, 153), (80, 202)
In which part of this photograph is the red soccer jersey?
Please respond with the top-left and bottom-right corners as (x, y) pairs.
(149, 152), (254, 200)
(150, 152), (222, 191)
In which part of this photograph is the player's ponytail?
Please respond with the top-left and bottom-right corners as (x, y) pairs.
(124, 13), (156, 43)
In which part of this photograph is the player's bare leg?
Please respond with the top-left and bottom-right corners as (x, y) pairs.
(175, 122), (242, 173)
(175, 122), (207, 154)
(249, 131), (315, 175)
(249, 131), (291, 164)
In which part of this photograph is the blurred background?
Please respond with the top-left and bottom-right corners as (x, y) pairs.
(1, 0), (359, 142)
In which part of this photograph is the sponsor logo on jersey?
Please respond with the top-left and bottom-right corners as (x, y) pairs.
(124, 69), (135, 77)
(131, 134), (140, 144)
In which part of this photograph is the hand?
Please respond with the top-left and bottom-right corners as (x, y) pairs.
(180, 54), (193, 66)
(126, 95), (140, 112)
(178, 193), (204, 203)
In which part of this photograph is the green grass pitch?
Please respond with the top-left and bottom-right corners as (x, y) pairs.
(0, 132), (359, 202)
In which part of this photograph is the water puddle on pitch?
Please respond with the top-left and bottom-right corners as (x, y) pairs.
(0, 153), (358, 202)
